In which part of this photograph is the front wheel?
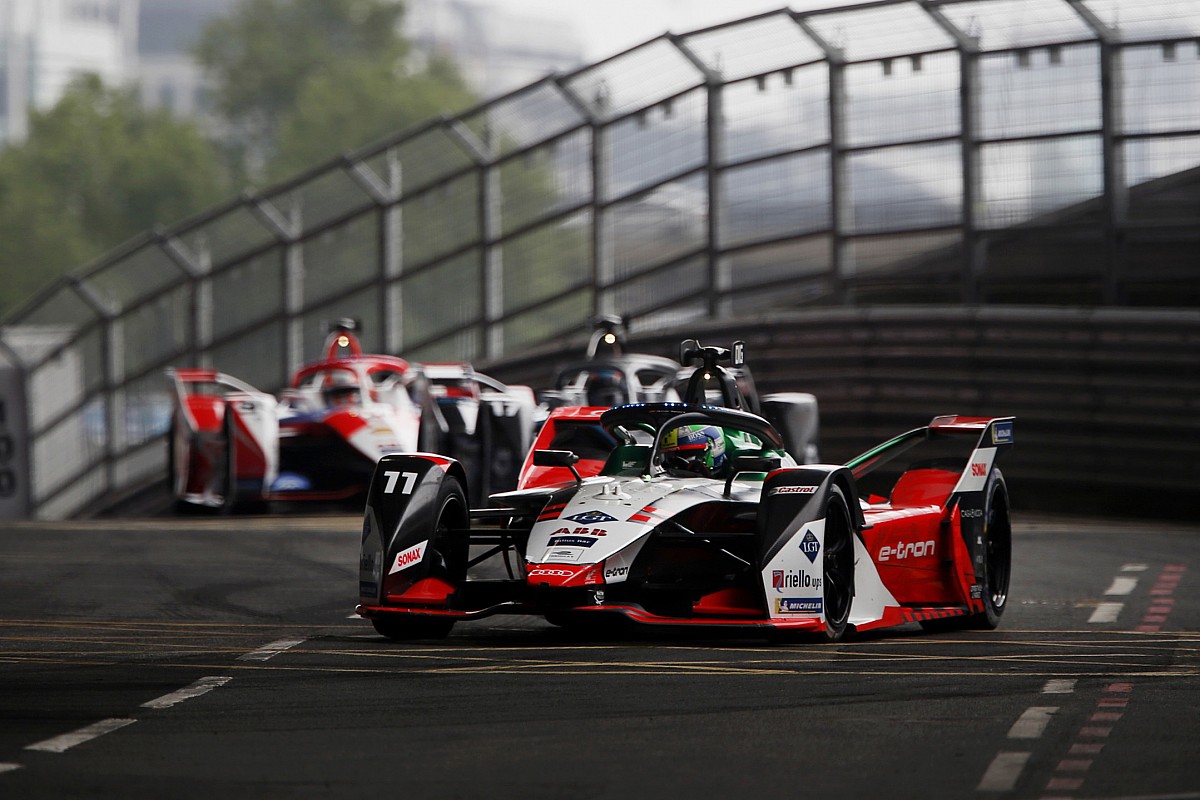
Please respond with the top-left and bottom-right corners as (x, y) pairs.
(822, 484), (856, 642)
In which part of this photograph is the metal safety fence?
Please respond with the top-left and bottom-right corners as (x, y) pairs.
(2, 0), (1198, 518)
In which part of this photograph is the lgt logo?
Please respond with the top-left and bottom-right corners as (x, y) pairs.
(800, 531), (820, 563)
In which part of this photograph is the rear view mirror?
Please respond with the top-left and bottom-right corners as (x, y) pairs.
(533, 449), (583, 483)
(724, 455), (781, 497)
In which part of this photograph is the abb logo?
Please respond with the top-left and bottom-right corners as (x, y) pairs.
(552, 527), (607, 537)
(971, 462), (988, 477)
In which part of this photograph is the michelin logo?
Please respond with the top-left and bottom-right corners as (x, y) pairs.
(775, 597), (823, 614)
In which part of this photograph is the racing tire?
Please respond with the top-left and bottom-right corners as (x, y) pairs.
(427, 475), (470, 587)
(371, 614), (455, 641)
(968, 467), (1011, 629)
(218, 409), (237, 515)
(218, 407), (267, 515)
(373, 476), (468, 641)
(822, 484), (855, 642)
(920, 467), (1012, 632)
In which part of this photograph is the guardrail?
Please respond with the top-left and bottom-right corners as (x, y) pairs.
(2, 1), (1199, 518)
(483, 306), (1200, 518)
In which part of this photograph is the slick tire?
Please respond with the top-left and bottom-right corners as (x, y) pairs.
(968, 467), (1011, 629)
(218, 409), (238, 515)
(920, 467), (1012, 632)
(427, 475), (470, 586)
(822, 484), (855, 642)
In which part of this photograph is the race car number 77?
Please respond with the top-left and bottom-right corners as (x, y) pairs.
(383, 471), (418, 495)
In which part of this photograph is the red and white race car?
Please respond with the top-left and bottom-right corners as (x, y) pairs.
(356, 340), (1015, 641)
(167, 321), (535, 511)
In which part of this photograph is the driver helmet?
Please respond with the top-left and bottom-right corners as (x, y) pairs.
(661, 424), (727, 477)
(322, 370), (361, 406)
(586, 368), (627, 407)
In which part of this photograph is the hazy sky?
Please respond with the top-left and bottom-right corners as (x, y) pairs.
(505, 1), (870, 60)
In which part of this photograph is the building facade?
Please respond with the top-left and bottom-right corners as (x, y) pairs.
(0, 0), (139, 145)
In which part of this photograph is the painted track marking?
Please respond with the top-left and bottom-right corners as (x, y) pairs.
(1042, 679), (1076, 694)
(978, 752), (1030, 791)
(1089, 602), (1123, 623)
(1008, 706), (1058, 739)
(238, 638), (304, 662)
(0, 763), (22, 774)
(24, 718), (137, 754)
(141, 676), (232, 709)
(1105, 577), (1138, 596)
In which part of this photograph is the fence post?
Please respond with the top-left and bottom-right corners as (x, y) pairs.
(1069, 1), (1126, 304)
(792, 14), (850, 303)
(922, 3), (984, 303)
(553, 77), (611, 320)
(0, 337), (30, 519)
(251, 196), (303, 375)
(669, 34), (729, 319)
(348, 153), (403, 354)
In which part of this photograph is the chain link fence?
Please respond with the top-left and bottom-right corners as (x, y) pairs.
(2, 0), (1198, 518)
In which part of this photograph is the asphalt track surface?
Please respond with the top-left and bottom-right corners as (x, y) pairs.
(0, 512), (1196, 799)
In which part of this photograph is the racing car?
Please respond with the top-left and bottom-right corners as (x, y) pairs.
(541, 316), (822, 463)
(167, 320), (535, 511)
(356, 340), (1014, 641)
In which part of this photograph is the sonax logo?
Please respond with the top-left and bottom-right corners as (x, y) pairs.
(388, 539), (428, 574)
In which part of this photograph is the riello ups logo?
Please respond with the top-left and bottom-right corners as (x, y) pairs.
(772, 569), (822, 591)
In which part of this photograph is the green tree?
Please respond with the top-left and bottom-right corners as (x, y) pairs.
(0, 76), (230, 317)
(271, 55), (475, 179)
(195, 0), (474, 180)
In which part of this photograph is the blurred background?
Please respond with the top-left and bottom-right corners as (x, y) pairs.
(0, 0), (1197, 520)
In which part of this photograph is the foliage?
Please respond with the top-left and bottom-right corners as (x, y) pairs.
(271, 55), (475, 180)
(0, 76), (230, 317)
(195, 0), (475, 181)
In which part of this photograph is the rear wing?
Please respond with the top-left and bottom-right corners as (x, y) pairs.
(847, 416), (1014, 507)
(166, 367), (261, 396)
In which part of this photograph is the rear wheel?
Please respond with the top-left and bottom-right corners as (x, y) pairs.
(822, 484), (855, 642)
(920, 467), (1011, 632)
(218, 409), (237, 514)
(969, 468), (1011, 629)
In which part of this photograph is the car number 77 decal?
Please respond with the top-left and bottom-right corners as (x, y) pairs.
(383, 470), (418, 495)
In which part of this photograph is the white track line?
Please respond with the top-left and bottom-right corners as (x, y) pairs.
(25, 718), (136, 754)
(141, 676), (232, 710)
(978, 751), (1030, 792)
(1120, 564), (1149, 572)
(1105, 577), (1138, 596)
(0, 763), (22, 774)
(1008, 706), (1058, 739)
(238, 638), (304, 662)
(1042, 679), (1076, 694)
(1089, 602), (1124, 623)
